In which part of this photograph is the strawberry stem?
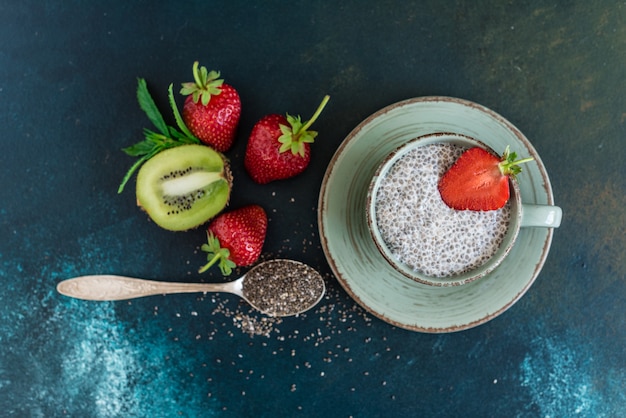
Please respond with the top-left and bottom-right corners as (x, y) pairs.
(192, 61), (203, 86)
(513, 157), (534, 165)
(498, 146), (534, 177)
(198, 251), (225, 273)
(300, 95), (330, 133)
(278, 95), (330, 156)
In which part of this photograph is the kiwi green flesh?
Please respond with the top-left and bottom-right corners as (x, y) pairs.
(135, 144), (231, 231)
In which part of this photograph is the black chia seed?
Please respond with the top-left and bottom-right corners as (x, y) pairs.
(242, 260), (325, 317)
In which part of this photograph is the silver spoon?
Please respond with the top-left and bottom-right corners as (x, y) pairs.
(56, 259), (325, 317)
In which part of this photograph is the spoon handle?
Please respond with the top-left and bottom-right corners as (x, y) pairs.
(56, 275), (240, 301)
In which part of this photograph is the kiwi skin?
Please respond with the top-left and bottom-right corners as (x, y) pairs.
(135, 144), (232, 231)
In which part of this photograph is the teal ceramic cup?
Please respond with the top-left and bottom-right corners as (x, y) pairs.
(366, 132), (562, 287)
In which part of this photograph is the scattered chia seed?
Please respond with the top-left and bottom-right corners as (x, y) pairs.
(242, 260), (325, 317)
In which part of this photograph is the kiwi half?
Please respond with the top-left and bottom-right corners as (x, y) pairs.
(136, 144), (232, 231)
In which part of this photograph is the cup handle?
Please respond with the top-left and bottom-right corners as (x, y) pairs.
(520, 204), (562, 228)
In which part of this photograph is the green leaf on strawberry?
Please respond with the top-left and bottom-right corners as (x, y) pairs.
(278, 95), (330, 157)
(180, 62), (224, 106)
(498, 146), (534, 177)
(199, 232), (237, 276)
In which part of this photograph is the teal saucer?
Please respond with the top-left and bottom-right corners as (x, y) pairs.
(318, 97), (556, 333)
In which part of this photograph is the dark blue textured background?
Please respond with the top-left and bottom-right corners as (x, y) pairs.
(1, 1), (624, 416)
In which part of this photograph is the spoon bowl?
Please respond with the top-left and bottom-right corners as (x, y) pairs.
(56, 259), (325, 317)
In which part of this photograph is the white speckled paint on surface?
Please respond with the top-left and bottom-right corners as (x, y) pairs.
(520, 336), (595, 416)
(517, 331), (626, 417)
(0, 218), (223, 417)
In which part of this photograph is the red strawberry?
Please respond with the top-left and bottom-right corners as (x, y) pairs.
(198, 205), (268, 275)
(438, 146), (534, 211)
(244, 95), (330, 184)
(180, 62), (241, 152)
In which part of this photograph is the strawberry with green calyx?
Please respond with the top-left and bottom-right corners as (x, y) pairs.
(438, 146), (534, 211)
(118, 79), (200, 193)
(199, 205), (268, 275)
(244, 95), (330, 184)
(180, 62), (241, 152)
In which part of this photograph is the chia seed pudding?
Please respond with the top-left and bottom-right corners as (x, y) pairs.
(374, 142), (511, 278)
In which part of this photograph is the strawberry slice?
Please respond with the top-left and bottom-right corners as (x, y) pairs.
(198, 205), (268, 275)
(438, 146), (533, 211)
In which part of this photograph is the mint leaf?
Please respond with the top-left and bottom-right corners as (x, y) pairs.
(169, 127), (199, 143)
(117, 148), (160, 194)
(121, 138), (157, 156)
(136, 78), (168, 136)
(118, 78), (203, 194)
(168, 83), (199, 142)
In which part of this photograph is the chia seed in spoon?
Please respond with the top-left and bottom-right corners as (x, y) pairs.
(242, 260), (325, 317)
